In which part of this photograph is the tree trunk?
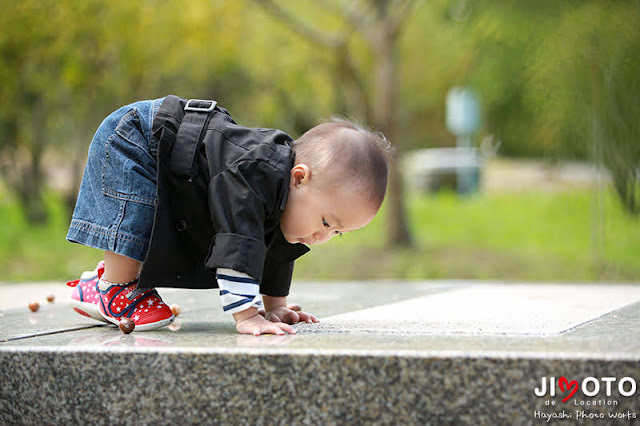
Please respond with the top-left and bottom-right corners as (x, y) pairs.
(372, 16), (412, 247)
(612, 168), (639, 216)
(19, 154), (48, 224)
(65, 134), (87, 222)
(18, 97), (49, 225)
(252, 0), (415, 246)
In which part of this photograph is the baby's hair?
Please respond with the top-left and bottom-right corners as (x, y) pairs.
(291, 117), (395, 209)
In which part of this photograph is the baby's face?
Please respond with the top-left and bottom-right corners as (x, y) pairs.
(280, 164), (376, 246)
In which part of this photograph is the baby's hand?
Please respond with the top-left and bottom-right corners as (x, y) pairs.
(234, 308), (296, 336)
(260, 303), (319, 325)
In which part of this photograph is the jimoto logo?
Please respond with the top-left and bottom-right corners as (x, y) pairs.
(534, 376), (637, 402)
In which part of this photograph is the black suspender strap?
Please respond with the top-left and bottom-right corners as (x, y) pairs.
(170, 99), (217, 178)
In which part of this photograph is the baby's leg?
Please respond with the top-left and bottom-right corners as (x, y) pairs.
(102, 251), (142, 284)
(96, 251), (175, 331)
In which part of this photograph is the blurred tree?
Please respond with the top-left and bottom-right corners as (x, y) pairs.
(440, 0), (639, 215)
(3, 0), (637, 228)
(58, 1), (254, 216)
(252, 0), (416, 247)
(442, 0), (560, 157)
(0, 1), (73, 223)
(0, 0), (253, 222)
(527, 1), (640, 215)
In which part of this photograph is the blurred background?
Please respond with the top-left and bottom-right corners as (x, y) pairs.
(0, 0), (638, 284)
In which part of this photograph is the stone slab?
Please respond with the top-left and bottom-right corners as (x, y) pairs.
(0, 281), (456, 342)
(0, 282), (71, 312)
(2, 280), (640, 425)
(320, 283), (640, 336)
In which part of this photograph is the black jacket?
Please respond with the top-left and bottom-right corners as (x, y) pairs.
(139, 95), (309, 297)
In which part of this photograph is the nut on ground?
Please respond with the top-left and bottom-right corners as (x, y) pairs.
(119, 318), (135, 334)
(170, 303), (181, 317)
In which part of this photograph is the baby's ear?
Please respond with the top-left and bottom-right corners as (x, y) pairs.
(291, 164), (311, 187)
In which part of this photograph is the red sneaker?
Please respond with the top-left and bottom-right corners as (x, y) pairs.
(98, 279), (175, 331)
(67, 261), (108, 323)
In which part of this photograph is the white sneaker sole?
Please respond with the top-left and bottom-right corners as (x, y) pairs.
(69, 297), (109, 323)
(99, 310), (176, 332)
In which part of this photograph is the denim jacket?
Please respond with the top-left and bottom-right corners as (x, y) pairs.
(139, 95), (309, 297)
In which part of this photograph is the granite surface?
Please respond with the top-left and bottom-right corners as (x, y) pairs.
(2, 280), (640, 425)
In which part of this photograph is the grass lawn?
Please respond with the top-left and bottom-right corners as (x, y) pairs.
(0, 187), (638, 283)
(0, 192), (104, 282)
(293, 189), (640, 282)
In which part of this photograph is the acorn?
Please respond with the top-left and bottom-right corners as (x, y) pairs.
(170, 303), (181, 317)
(28, 302), (40, 312)
(46, 294), (55, 303)
(119, 318), (135, 334)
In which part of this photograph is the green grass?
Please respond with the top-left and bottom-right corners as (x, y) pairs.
(0, 191), (103, 282)
(0, 187), (638, 283)
(293, 189), (640, 282)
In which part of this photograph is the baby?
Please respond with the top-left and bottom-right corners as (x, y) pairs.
(66, 96), (393, 335)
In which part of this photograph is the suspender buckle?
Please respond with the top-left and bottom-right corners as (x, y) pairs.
(184, 99), (217, 113)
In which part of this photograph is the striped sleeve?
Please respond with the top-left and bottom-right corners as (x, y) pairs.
(216, 268), (263, 314)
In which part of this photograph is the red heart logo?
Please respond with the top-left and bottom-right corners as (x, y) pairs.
(558, 376), (578, 402)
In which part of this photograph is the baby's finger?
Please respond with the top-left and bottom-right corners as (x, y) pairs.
(258, 328), (283, 336)
(269, 324), (286, 335)
(298, 311), (319, 323)
(282, 310), (300, 324)
(254, 323), (285, 336)
(297, 311), (312, 322)
(287, 303), (302, 312)
(275, 322), (296, 334)
(265, 312), (282, 323)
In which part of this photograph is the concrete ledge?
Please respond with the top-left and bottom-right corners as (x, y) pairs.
(2, 347), (640, 425)
(2, 281), (640, 424)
